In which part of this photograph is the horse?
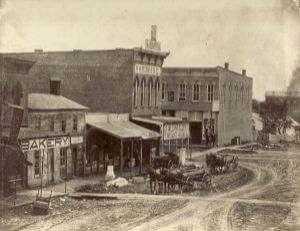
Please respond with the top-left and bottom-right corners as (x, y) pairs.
(206, 153), (228, 174)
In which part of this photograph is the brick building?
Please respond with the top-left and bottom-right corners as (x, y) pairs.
(4, 26), (169, 118)
(161, 63), (253, 146)
(18, 86), (88, 188)
(265, 91), (300, 123)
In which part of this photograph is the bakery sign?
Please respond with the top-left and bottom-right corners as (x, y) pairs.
(20, 136), (71, 152)
(134, 64), (161, 76)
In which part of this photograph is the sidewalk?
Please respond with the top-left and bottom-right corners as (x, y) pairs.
(0, 143), (256, 208)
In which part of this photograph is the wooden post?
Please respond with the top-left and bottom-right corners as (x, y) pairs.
(65, 150), (67, 194)
(140, 139), (143, 174)
(168, 140), (171, 152)
(120, 139), (123, 176)
(41, 150), (44, 196)
(131, 140), (134, 177)
(188, 138), (191, 160)
(175, 139), (177, 154)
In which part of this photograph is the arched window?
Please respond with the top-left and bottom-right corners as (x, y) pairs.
(235, 84), (238, 105)
(192, 82), (200, 102)
(148, 78), (153, 106)
(133, 77), (139, 107)
(154, 79), (159, 106)
(246, 86), (250, 104)
(141, 78), (146, 106)
(229, 83), (232, 105)
(178, 81), (186, 101)
(241, 85), (244, 105)
(161, 82), (166, 101)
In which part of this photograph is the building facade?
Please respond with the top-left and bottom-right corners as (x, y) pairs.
(5, 26), (169, 118)
(162, 63), (253, 146)
(18, 90), (87, 188)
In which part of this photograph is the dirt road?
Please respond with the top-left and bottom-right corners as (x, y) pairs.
(131, 146), (300, 231)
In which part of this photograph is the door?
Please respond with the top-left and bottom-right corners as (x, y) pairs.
(190, 122), (202, 144)
(48, 149), (54, 182)
(72, 146), (78, 176)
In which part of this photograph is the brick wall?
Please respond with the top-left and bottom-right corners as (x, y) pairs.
(5, 49), (134, 113)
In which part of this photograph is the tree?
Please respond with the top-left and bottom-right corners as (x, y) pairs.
(259, 99), (292, 134)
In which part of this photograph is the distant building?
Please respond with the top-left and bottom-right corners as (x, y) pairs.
(265, 91), (300, 123)
(161, 63), (253, 146)
(18, 83), (88, 188)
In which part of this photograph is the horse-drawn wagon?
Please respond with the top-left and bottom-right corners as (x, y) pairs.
(206, 153), (238, 174)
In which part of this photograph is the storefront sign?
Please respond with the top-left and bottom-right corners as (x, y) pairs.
(134, 64), (161, 76)
(20, 136), (70, 152)
(71, 136), (83, 144)
(163, 123), (190, 140)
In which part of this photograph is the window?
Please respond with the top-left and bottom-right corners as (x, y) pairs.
(50, 117), (54, 131)
(73, 115), (78, 132)
(192, 82), (200, 102)
(168, 91), (174, 102)
(141, 79), (146, 106)
(60, 148), (67, 167)
(207, 84), (214, 102)
(241, 86), (244, 104)
(247, 86), (250, 104)
(154, 80), (159, 106)
(223, 84), (226, 103)
(133, 78), (138, 107)
(34, 150), (40, 177)
(178, 82), (186, 101)
(235, 85), (238, 105)
(36, 116), (41, 129)
(61, 118), (66, 132)
(162, 82), (166, 101)
(229, 84), (232, 104)
(148, 79), (152, 106)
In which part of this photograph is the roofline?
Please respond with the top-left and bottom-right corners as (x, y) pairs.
(28, 108), (88, 112)
(216, 66), (252, 80)
(2, 48), (134, 56)
(133, 47), (170, 57)
(163, 66), (217, 70)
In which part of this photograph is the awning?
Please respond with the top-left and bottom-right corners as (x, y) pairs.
(87, 121), (161, 140)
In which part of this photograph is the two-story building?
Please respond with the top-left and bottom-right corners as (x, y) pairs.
(161, 63), (253, 146)
(18, 81), (88, 188)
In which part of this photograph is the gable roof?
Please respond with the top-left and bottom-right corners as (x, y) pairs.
(28, 93), (88, 111)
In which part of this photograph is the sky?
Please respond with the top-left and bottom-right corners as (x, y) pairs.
(0, 0), (300, 100)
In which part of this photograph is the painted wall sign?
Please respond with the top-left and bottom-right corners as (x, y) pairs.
(134, 64), (161, 76)
(163, 123), (190, 140)
(20, 136), (70, 152)
(71, 136), (83, 144)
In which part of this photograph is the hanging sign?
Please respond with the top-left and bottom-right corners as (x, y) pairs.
(163, 123), (190, 140)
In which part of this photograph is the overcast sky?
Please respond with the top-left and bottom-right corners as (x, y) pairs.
(0, 0), (299, 100)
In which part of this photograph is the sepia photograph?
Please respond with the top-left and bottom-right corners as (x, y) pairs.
(0, 0), (300, 230)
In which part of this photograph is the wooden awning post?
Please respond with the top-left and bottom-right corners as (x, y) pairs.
(168, 140), (171, 152)
(140, 139), (143, 174)
(131, 140), (134, 177)
(188, 138), (191, 160)
(120, 139), (123, 176)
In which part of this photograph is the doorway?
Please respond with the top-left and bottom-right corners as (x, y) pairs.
(72, 146), (78, 176)
(190, 122), (202, 144)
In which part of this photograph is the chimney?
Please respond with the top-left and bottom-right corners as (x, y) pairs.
(151, 25), (157, 41)
(224, 62), (229, 69)
(242, 69), (246, 76)
(50, 79), (61, 96)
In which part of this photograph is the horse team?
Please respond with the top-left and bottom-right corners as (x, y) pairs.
(148, 152), (238, 194)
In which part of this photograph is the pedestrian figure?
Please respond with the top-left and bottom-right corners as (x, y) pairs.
(211, 131), (216, 147)
(205, 128), (209, 147)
